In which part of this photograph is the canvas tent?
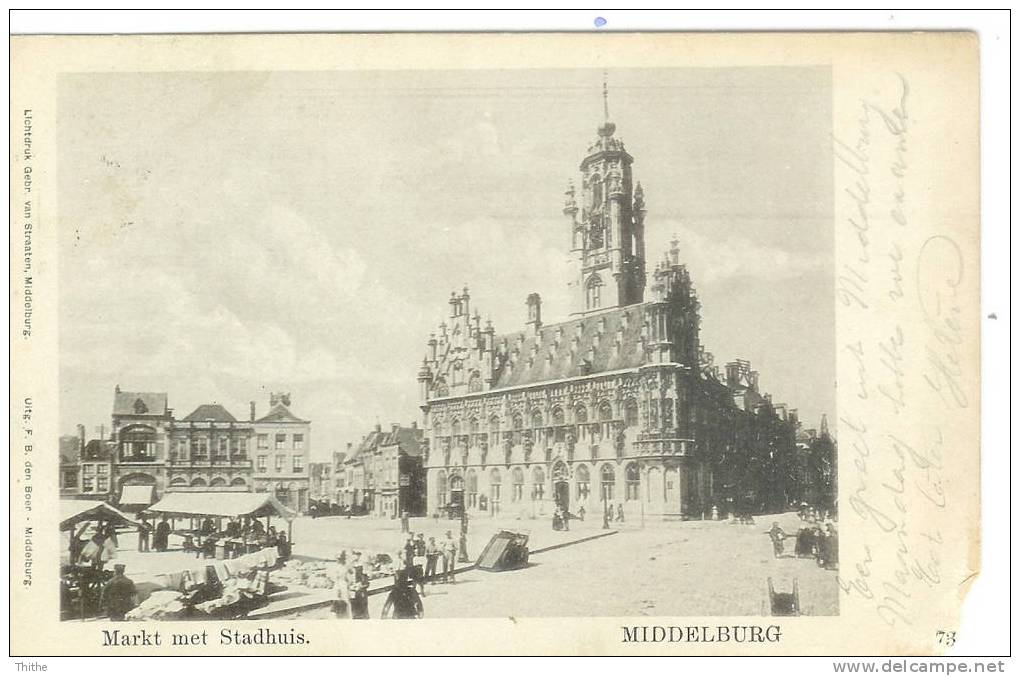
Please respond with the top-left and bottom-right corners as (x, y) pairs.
(144, 492), (297, 540)
(144, 493), (295, 520)
(60, 500), (142, 532)
(119, 485), (155, 510)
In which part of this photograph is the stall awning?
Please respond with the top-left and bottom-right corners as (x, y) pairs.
(144, 492), (296, 520)
(60, 500), (142, 531)
(119, 485), (154, 506)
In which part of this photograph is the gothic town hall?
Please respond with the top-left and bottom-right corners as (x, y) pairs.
(417, 112), (804, 521)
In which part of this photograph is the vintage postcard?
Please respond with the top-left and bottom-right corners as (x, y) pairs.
(10, 32), (980, 656)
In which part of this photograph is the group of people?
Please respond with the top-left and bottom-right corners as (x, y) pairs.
(330, 529), (463, 620)
(765, 513), (839, 569)
(136, 516), (172, 553)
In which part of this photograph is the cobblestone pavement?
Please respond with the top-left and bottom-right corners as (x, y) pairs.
(285, 511), (839, 619)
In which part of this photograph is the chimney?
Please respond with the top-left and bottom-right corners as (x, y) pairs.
(114, 384), (121, 394)
(250, 401), (256, 422)
(526, 293), (542, 334)
(77, 424), (86, 452)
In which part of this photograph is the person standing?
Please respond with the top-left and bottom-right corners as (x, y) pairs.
(331, 551), (352, 618)
(442, 530), (457, 583)
(137, 518), (151, 553)
(348, 552), (370, 619)
(766, 522), (787, 558)
(424, 537), (440, 585)
(153, 517), (170, 552)
(100, 564), (137, 621)
(617, 504), (625, 523)
(400, 510), (410, 534)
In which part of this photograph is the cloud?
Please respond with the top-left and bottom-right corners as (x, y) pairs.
(649, 219), (830, 286)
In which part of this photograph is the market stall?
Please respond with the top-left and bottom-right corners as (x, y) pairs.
(143, 492), (296, 559)
(60, 500), (143, 620)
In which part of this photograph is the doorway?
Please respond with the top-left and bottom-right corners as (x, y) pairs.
(554, 481), (570, 513)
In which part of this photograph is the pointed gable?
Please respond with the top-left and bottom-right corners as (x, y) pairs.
(113, 390), (168, 417)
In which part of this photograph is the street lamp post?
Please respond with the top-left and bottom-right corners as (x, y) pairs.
(602, 484), (610, 530)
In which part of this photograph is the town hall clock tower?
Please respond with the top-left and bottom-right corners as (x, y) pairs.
(563, 80), (647, 316)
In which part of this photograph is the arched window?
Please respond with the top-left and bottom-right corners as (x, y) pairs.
(434, 378), (449, 397)
(468, 417), (479, 436)
(230, 477), (247, 487)
(489, 415), (501, 444)
(574, 404), (588, 424)
(120, 425), (157, 462)
(551, 407), (565, 426)
(434, 421), (444, 437)
(467, 371), (482, 393)
(190, 477), (207, 487)
(466, 469), (478, 508)
(489, 468), (502, 503)
(209, 477), (227, 487)
(530, 410), (543, 428)
(600, 465), (616, 501)
(512, 467), (524, 501)
(512, 414), (523, 430)
(576, 464), (591, 501)
(169, 476), (187, 487)
(586, 275), (604, 310)
(590, 174), (603, 210)
(532, 466), (546, 501)
(661, 398), (674, 428)
(436, 470), (448, 507)
(598, 401), (613, 424)
(451, 419), (461, 437)
(625, 463), (640, 500)
(624, 399), (639, 427)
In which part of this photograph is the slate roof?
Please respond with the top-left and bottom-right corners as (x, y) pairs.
(348, 425), (424, 462)
(254, 403), (309, 424)
(81, 440), (115, 462)
(113, 391), (168, 417)
(182, 403), (238, 422)
(490, 304), (651, 389)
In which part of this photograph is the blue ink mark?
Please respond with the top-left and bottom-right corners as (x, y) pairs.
(594, 16), (607, 28)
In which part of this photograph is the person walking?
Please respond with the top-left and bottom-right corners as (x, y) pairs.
(442, 530), (457, 583)
(766, 522), (787, 558)
(424, 537), (440, 585)
(99, 564), (137, 621)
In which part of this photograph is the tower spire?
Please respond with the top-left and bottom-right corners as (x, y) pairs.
(602, 70), (609, 122)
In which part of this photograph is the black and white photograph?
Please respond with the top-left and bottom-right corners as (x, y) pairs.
(56, 67), (838, 622)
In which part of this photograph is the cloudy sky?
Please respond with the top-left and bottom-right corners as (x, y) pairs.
(58, 67), (834, 460)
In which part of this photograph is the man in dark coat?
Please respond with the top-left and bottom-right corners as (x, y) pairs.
(153, 517), (171, 552)
(100, 564), (137, 621)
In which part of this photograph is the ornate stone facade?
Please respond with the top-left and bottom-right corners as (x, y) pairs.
(417, 112), (801, 521)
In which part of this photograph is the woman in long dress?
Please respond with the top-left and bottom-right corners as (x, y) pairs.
(331, 551), (352, 618)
